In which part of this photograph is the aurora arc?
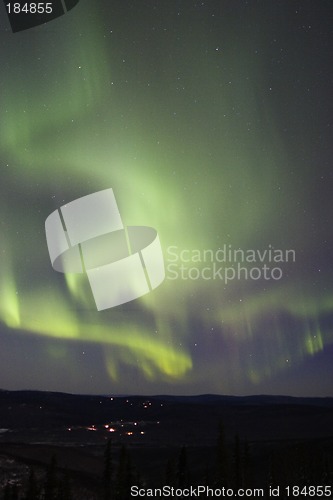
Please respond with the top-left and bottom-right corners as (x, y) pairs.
(0, 0), (332, 395)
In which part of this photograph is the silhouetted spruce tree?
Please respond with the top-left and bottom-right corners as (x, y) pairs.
(216, 421), (229, 487)
(103, 439), (113, 500)
(294, 443), (310, 486)
(267, 452), (278, 489)
(3, 484), (19, 500)
(56, 470), (72, 500)
(125, 448), (134, 492)
(10, 485), (19, 500)
(177, 446), (188, 489)
(115, 445), (132, 500)
(322, 453), (332, 484)
(165, 457), (176, 486)
(3, 484), (8, 500)
(3, 484), (9, 500)
(25, 468), (39, 500)
(133, 471), (143, 491)
(3, 484), (11, 500)
(232, 434), (241, 490)
(242, 439), (252, 488)
(44, 455), (58, 500)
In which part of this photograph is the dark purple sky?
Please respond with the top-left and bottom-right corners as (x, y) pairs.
(0, 0), (332, 396)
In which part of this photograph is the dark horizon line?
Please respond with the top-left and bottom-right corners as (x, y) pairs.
(1, 388), (332, 401)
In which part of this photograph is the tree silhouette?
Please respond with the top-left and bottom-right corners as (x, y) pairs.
(57, 470), (72, 500)
(232, 434), (241, 490)
(115, 445), (132, 500)
(165, 457), (176, 486)
(242, 439), (252, 488)
(216, 421), (229, 487)
(177, 446), (188, 489)
(3, 484), (19, 500)
(103, 438), (113, 500)
(3, 484), (12, 500)
(44, 455), (58, 500)
(25, 468), (39, 500)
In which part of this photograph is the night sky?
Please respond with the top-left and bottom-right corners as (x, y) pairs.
(0, 0), (333, 396)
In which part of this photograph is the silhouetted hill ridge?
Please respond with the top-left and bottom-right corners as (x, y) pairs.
(0, 389), (332, 442)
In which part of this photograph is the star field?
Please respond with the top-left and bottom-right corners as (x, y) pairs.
(0, 0), (332, 396)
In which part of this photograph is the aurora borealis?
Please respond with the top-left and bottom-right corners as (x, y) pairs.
(0, 0), (332, 396)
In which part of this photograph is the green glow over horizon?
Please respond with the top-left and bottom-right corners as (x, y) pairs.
(0, 1), (332, 395)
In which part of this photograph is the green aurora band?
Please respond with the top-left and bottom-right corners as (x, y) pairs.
(0, 1), (332, 394)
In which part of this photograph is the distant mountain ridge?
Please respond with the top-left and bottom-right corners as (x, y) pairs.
(0, 389), (333, 442)
(150, 393), (333, 406)
(1, 389), (333, 406)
